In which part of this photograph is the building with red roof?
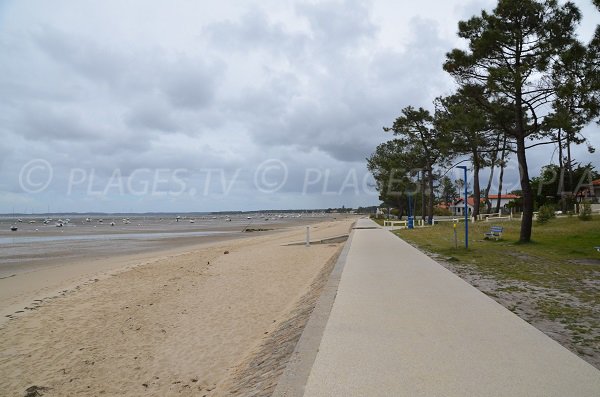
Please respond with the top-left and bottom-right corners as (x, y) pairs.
(577, 179), (600, 202)
(449, 194), (520, 216)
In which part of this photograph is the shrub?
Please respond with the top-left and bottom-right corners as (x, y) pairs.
(433, 206), (452, 216)
(537, 204), (556, 224)
(579, 202), (592, 221)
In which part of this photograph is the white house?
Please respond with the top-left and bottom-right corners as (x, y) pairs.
(449, 197), (480, 216)
(450, 194), (520, 216)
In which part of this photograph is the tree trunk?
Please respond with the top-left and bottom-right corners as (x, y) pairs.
(566, 134), (574, 193)
(516, 135), (533, 242)
(484, 133), (500, 213)
(427, 166), (435, 224)
(472, 152), (481, 220)
(484, 163), (495, 213)
(557, 128), (566, 211)
(420, 171), (426, 221)
(495, 135), (507, 214)
(395, 196), (404, 220)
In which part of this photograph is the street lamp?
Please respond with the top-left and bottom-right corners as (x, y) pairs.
(456, 165), (468, 249)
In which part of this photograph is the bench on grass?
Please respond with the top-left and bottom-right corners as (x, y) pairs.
(484, 226), (503, 241)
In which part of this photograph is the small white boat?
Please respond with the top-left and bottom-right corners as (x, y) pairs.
(10, 226), (17, 231)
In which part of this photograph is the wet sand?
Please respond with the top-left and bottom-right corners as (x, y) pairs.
(0, 216), (355, 396)
(0, 214), (329, 278)
(0, 214), (335, 322)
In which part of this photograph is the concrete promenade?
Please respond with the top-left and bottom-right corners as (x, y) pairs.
(278, 218), (600, 396)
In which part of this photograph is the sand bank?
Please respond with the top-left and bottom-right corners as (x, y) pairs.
(0, 218), (354, 396)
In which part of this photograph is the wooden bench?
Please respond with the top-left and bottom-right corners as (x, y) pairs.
(484, 226), (503, 241)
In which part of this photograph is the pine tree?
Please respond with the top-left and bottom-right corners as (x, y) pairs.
(444, 0), (581, 242)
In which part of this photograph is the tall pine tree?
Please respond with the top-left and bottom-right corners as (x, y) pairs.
(444, 0), (581, 242)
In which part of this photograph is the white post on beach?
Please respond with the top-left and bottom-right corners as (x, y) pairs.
(305, 226), (310, 247)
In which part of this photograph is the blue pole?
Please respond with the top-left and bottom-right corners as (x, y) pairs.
(457, 166), (468, 249)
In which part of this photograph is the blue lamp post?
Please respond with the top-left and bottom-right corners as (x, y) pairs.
(456, 165), (468, 249)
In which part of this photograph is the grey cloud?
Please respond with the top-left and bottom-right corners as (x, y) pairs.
(2, 0), (597, 213)
(33, 26), (224, 111)
(202, 8), (306, 56)
(15, 104), (101, 142)
(370, 17), (454, 100)
(162, 60), (220, 109)
(33, 26), (130, 87)
(236, 16), (453, 162)
(296, 0), (377, 51)
(125, 96), (178, 132)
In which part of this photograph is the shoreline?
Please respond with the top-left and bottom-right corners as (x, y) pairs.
(0, 234), (245, 326)
(0, 216), (346, 322)
(0, 217), (356, 396)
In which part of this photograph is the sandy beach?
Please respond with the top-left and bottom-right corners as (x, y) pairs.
(0, 217), (355, 396)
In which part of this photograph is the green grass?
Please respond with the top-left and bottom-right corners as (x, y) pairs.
(370, 217), (385, 226)
(395, 217), (600, 295)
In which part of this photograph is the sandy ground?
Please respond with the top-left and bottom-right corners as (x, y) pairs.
(0, 235), (244, 325)
(0, 218), (354, 396)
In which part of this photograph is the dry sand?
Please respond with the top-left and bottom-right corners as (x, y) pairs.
(0, 235), (243, 325)
(0, 218), (355, 396)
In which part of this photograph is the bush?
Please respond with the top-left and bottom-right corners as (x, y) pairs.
(433, 206), (452, 216)
(579, 202), (592, 221)
(537, 204), (556, 224)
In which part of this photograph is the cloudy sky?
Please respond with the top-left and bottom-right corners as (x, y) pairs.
(1, 0), (599, 213)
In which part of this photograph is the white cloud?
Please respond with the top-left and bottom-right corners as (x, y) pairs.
(0, 0), (598, 212)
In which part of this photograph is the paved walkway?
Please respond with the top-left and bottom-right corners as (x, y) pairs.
(279, 218), (600, 396)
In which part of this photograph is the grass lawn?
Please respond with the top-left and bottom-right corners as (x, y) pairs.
(393, 215), (600, 368)
(371, 218), (385, 226)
